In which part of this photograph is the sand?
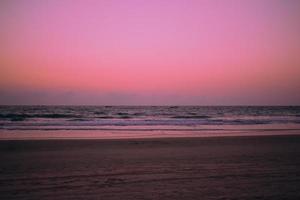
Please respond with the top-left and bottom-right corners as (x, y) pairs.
(1, 135), (300, 200)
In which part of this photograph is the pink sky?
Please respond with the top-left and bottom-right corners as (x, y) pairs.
(1, 0), (300, 105)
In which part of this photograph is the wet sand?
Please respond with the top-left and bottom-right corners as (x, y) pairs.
(1, 135), (300, 200)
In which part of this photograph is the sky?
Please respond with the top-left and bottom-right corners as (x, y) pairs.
(0, 0), (300, 105)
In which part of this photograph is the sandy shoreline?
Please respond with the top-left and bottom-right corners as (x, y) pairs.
(1, 128), (300, 140)
(1, 134), (300, 199)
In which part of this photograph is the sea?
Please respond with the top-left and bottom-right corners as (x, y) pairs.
(1, 106), (300, 133)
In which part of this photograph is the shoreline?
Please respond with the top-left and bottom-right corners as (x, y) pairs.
(1, 133), (300, 142)
(0, 129), (300, 140)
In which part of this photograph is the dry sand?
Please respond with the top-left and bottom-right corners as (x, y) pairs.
(1, 135), (300, 199)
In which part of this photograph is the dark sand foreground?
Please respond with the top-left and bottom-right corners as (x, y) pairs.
(1, 135), (300, 200)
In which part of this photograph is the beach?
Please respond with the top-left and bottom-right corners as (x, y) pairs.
(2, 0), (300, 198)
(1, 134), (300, 200)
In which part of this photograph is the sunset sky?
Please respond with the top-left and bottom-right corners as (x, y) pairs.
(1, 0), (300, 105)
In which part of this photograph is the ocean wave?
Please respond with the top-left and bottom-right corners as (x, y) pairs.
(1, 118), (300, 129)
(1, 106), (300, 130)
(171, 115), (211, 119)
(0, 113), (81, 121)
(94, 111), (107, 115)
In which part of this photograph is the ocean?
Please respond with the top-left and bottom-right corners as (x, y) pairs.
(0, 106), (300, 132)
